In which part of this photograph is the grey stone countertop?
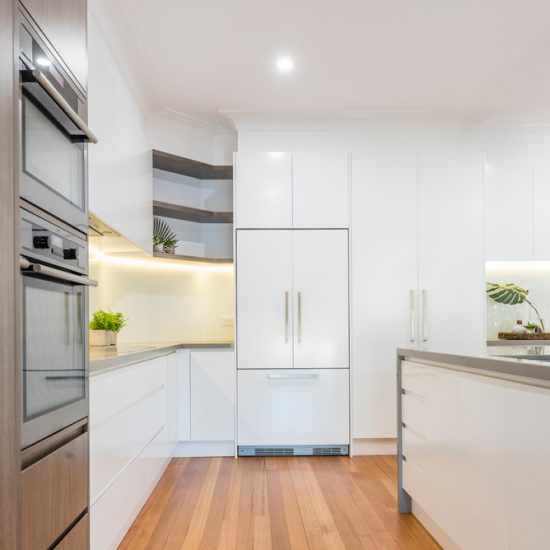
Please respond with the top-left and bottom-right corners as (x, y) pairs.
(90, 341), (234, 375)
(398, 345), (550, 388)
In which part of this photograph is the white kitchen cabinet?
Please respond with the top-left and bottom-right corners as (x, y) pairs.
(167, 349), (190, 442)
(458, 373), (506, 550)
(351, 155), (418, 439)
(237, 369), (349, 446)
(292, 152), (349, 228)
(506, 381), (550, 550)
(88, 16), (153, 253)
(236, 230), (294, 369)
(484, 161), (533, 261)
(236, 229), (349, 370)
(418, 152), (485, 355)
(234, 152), (292, 228)
(292, 230), (349, 369)
(534, 162), (550, 260)
(190, 350), (235, 441)
(234, 152), (349, 229)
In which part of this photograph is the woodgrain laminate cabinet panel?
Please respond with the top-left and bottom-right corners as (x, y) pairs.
(56, 513), (89, 550)
(21, 432), (89, 550)
(20, 0), (87, 90)
(0, 0), (18, 547)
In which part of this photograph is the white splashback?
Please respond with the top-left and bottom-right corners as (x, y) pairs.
(89, 259), (234, 344)
(486, 262), (550, 338)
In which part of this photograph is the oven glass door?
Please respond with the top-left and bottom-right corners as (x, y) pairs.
(22, 274), (86, 423)
(22, 95), (86, 228)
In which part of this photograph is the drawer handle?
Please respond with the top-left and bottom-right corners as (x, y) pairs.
(267, 373), (319, 380)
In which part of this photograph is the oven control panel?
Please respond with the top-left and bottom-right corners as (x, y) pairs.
(20, 208), (87, 274)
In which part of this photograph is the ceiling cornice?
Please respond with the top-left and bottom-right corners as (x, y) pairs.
(221, 109), (503, 132)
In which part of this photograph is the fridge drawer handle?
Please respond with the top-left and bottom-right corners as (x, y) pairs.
(25, 69), (98, 143)
(21, 258), (98, 287)
(267, 373), (319, 380)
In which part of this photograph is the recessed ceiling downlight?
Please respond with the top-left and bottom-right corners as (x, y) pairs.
(276, 57), (294, 72)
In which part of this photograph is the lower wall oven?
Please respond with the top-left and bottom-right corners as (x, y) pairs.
(20, 207), (96, 449)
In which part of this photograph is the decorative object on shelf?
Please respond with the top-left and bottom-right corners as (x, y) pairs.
(486, 282), (545, 331)
(89, 309), (128, 347)
(153, 216), (178, 254)
(525, 321), (543, 333)
(511, 320), (527, 333)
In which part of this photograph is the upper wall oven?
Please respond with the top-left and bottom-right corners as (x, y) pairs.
(18, 11), (97, 234)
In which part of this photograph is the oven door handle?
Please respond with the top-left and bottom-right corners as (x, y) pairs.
(20, 258), (98, 287)
(22, 69), (98, 144)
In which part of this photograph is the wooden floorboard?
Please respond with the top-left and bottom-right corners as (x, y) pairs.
(118, 456), (441, 550)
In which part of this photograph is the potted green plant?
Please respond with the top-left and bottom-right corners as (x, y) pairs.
(89, 309), (128, 347)
(153, 217), (178, 254)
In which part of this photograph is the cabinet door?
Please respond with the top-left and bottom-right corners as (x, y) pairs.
(351, 155), (418, 438)
(292, 230), (349, 369)
(459, 373), (506, 550)
(236, 230), (293, 369)
(190, 350), (234, 441)
(167, 350), (190, 442)
(485, 161), (533, 261)
(235, 152), (292, 228)
(534, 162), (550, 259)
(238, 369), (349, 446)
(506, 382), (550, 550)
(292, 152), (349, 228)
(21, 0), (87, 90)
(418, 152), (485, 355)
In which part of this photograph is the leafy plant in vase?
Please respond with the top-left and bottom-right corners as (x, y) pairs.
(486, 282), (545, 333)
(89, 309), (128, 347)
(153, 217), (178, 254)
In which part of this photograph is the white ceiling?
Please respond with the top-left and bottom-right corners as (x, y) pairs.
(94, 0), (550, 129)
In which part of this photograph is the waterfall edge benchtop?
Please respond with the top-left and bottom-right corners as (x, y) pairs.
(398, 345), (550, 388)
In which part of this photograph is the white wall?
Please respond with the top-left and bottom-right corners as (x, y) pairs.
(89, 257), (234, 344)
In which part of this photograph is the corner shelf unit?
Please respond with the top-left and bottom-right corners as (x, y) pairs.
(152, 150), (234, 265)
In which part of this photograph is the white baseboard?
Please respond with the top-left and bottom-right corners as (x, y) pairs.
(174, 440), (235, 457)
(352, 438), (397, 455)
(412, 500), (460, 550)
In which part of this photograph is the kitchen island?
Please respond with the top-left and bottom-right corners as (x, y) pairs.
(397, 347), (550, 550)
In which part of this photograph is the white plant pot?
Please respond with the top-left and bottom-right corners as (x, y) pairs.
(89, 330), (118, 347)
(153, 243), (163, 252)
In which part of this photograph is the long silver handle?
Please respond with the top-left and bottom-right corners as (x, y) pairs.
(285, 291), (289, 342)
(422, 289), (428, 342)
(409, 289), (416, 343)
(31, 69), (98, 143)
(297, 291), (302, 343)
(76, 291), (83, 343)
(64, 292), (70, 345)
(267, 373), (319, 380)
(21, 259), (98, 287)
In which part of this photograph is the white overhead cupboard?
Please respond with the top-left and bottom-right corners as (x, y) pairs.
(351, 152), (485, 440)
(234, 152), (350, 228)
(234, 152), (350, 454)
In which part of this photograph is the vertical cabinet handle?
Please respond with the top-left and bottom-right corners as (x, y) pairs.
(64, 292), (70, 345)
(285, 291), (289, 342)
(297, 291), (302, 343)
(422, 289), (428, 343)
(409, 290), (416, 343)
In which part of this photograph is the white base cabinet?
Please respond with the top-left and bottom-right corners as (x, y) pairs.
(401, 360), (550, 550)
(237, 369), (349, 446)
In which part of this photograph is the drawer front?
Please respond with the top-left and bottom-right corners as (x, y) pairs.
(21, 432), (88, 550)
(56, 513), (89, 550)
(402, 360), (430, 395)
(403, 459), (429, 511)
(238, 369), (349, 446)
(402, 426), (427, 475)
(401, 393), (426, 436)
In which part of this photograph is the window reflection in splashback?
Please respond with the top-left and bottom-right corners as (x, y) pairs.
(486, 262), (550, 340)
